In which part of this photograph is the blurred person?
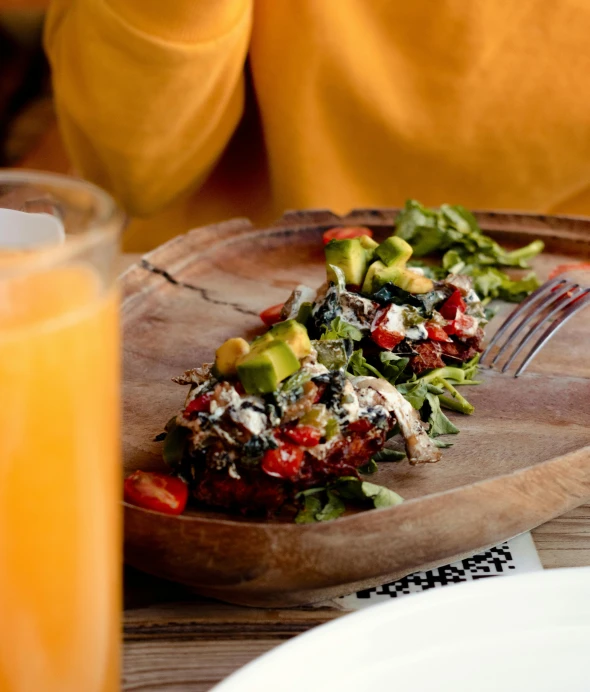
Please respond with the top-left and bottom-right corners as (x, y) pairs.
(45, 1), (590, 250)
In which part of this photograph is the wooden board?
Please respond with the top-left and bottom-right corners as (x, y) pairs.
(121, 209), (590, 607)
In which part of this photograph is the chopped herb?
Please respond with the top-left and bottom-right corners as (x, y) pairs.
(325, 418), (340, 440)
(321, 316), (363, 342)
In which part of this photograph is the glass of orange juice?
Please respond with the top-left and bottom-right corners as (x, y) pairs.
(0, 171), (124, 692)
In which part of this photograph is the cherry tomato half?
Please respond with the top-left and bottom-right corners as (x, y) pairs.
(548, 263), (590, 280)
(124, 471), (189, 515)
(426, 322), (452, 343)
(259, 303), (285, 327)
(439, 289), (467, 320)
(322, 226), (373, 245)
(284, 425), (322, 447)
(261, 443), (304, 480)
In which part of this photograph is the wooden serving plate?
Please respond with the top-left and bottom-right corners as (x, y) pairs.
(121, 209), (590, 607)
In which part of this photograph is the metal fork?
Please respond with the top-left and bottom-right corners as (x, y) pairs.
(480, 276), (590, 377)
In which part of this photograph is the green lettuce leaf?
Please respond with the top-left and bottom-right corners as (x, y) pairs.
(321, 316), (363, 342)
(394, 200), (543, 301)
(358, 458), (379, 475)
(335, 477), (404, 509)
(372, 448), (406, 462)
(424, 392), (460, 437)
(396, 377), (429, 410)
(348, 349), (384, 378)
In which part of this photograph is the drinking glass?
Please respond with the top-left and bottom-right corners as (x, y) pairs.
(0, 170), (124, 691)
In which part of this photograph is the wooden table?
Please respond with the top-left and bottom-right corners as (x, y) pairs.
(122, 508), (590, 691)
(119, 245), (590, 691)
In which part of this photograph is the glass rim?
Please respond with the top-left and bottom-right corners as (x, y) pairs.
(0, 169), (124, 276)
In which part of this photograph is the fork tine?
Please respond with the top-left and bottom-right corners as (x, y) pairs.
(488, 280), (576, 367)
(500, 285), (584, 373)
(480, 277), (566, 365)
(514, 288), (590, 377)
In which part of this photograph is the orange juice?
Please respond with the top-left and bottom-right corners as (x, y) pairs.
(0, 265), (120, 692)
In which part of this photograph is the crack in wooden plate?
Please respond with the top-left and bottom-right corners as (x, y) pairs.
(121, 209), (590, 607)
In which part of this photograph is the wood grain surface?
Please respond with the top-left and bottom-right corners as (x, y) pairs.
(115, 236), (590, 689)
(120, 209), (590, 607)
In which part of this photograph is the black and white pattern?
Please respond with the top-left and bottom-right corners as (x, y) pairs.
(337, 532), (542, 609)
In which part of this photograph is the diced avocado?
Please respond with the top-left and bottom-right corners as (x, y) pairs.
(269, 319), (311, 359)
(393, 268), (434, 294)
(359, 235), (379, 250)
(215, 337), (250, 376)
(250, 331), (274, 353)
(325, 238), (368, 286)
(359, 235), (379, 262)
(362, 261), (434, 295)
(375, 236), (413, 267)
(237, 339), (300, 394)
(362, 260), (389, 294)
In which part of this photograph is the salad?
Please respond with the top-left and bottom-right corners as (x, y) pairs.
(124, 202), (544, 522)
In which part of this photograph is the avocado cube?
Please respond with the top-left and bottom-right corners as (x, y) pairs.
(359, 235), (379, 261)
(269, 319), (311, 359)
(237, 339), (300, 395)
(359, 235), (379, 250)
(362, 261), (434, 295)
(250, 331), (274, 353)
(375, 236), (414, 267)
(325, 238), (368, 286)
(215, 337), (250, 376)
(392, 267), (434, 294)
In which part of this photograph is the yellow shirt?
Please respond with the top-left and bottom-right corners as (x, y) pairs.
(45, 0), (590, 251)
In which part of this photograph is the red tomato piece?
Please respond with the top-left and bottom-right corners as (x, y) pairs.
(371, 306), (405, 350)
(261, 443), (305, 480)
(444, 313), (478, 338)
(347, 418), (373, 433)
(124, 471), (189, 515)
(548, 263), (590, 280)
(322, 226), (373, 245)
(259, 303), (285, 326)
(372, 327), (404, 350)
(284, 425), (322, 447)
(439, 289), (467, 320)
(184, 390), (214, 416)
(426, 322), (452, 343)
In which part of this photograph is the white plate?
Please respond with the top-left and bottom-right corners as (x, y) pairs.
(212, 568), (590, 692)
